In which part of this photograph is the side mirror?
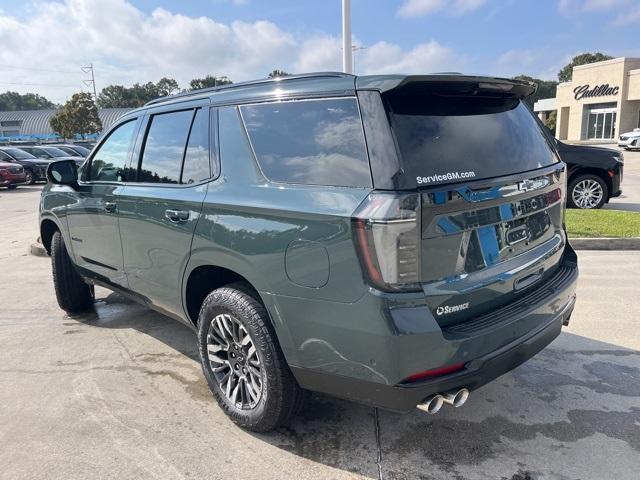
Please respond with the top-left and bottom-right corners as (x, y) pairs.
(46, 160), (78, 187)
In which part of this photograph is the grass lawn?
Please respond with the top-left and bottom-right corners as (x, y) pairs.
(565, 209), (640, 238)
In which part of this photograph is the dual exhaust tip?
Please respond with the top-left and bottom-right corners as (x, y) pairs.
(416, 388), (469, 414)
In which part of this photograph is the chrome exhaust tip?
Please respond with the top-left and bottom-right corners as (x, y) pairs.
(416, 394), (444, 414)
(442, 388), (469, 408)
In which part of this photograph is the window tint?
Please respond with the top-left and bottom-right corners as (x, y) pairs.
(138, 110), (193, 184)
(0, 151), (10, 160)
(181, 108), (211, 184)
(387, 96), (558, 188)
(240, 98), (371, 187)
(89, 120), (137, 181)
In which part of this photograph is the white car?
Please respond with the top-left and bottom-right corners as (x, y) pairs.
(618, 128), (640, 150)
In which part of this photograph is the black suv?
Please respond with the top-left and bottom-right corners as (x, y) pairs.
(556, 141), (623, 209)
(18, 145), (84, 167)
(0, 147), (51, 184)
(40, 73), (578, 432)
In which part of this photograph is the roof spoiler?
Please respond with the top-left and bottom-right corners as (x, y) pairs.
(356, 74), (537, 99)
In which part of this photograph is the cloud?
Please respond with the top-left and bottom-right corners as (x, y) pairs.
(558, 0), (630, 11)
(0, 0), (464, 103)
(0, 0), (294, 102)
(397, 0), (486, 18)
(613, 6), (640, 24)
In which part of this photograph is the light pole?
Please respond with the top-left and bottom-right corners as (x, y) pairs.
(342, 0), (353, 74)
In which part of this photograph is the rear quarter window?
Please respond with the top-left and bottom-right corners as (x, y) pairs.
(240, 98), (372, 188)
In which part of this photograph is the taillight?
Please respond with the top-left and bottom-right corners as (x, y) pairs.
(352, 192), (421, 292)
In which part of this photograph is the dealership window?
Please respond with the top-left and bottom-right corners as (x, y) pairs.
(0, 120), (21, 127)
(585, 103), (617, 140)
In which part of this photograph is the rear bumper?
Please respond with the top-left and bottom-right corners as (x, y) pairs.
(291, 294), (574, 411)
(280, 249), (578, 411)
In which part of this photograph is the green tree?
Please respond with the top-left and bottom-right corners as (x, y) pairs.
(97, 78), (180, 108)
(268, 69), (290, 78)
(545, 110), (557, 134)
(189, 75), (233, 90)
(513, 75), (558, 108)
(50, 92), (102, 140)
(558, 52), (614, 82)
(0, 91), (55, 111)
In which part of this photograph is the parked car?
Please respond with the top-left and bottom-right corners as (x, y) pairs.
(17, 146), (84, 167)
(618, 128), (640, 150)
(0, 159), (26, 189)
(0, 146), (51, 184)
(40, 73), (578, 432)
(555, 141), (623, 209)
(47, 144), (92, 158)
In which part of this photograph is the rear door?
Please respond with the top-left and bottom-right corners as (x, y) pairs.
(117, 106), (214, 318)
(368, 81), (567, 328)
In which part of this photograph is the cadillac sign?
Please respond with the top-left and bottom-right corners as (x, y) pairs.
(573, 83), (619, 100)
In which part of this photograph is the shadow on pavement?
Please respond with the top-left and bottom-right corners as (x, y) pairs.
(70, 290), (640, 480)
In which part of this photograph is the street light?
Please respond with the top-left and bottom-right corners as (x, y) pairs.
(342, 0), (352, 74)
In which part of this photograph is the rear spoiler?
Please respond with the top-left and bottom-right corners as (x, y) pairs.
(356, 74), (537, 99)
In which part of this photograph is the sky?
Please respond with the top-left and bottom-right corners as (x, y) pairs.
(0, 0), (639, 103)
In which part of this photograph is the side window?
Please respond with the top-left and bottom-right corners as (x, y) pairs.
(138, 110), (193, 184)
(0, 151), (10, 160)
(89, 120), (137, 181)
(240, 98), (371, 187)
(181, 108), (212, 184)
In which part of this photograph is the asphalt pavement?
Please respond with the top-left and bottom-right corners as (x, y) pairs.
(0, 167), (639, 480)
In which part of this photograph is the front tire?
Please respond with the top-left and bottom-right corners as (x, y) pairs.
(51, 231), (94, 313)
(568, 174), (608, 209)
(197, 284), (303, 432)
(24, 169), (35, 185)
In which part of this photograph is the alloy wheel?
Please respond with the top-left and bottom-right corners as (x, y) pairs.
(25, 170), (33, 184)
(572, 179), (603, 209)
(206, 313), (263, 409)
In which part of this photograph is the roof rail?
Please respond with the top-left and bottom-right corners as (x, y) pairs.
(145, 72), (353, 107)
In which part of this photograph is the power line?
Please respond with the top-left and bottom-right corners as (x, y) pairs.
(0, 64), (80, 75)
(0, 81), (81, 87)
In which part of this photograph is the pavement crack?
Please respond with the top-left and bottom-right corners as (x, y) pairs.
(373, 407), (383, 480)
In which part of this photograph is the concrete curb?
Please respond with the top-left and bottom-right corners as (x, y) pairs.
(570, 237), (640, 251)
(29, 237), (48, 257)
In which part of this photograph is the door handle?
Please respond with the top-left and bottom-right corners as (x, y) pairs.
(165, 209), (190, 223)
(104, 201), (117, 213)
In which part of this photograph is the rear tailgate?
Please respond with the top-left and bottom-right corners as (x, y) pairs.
(375, 75), (567, 327)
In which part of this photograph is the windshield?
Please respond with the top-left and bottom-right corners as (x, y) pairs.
(386, 95), (558, 188)
(73, 145), (91, 155)
(42, 147), (70, 157)
(5, 148), (36, 160)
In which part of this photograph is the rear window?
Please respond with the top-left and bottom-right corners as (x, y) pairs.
(387, 95), (558, 188)
(240, 98), (371, 188)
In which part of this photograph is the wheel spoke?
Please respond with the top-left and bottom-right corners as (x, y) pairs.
(206, 311), (263, 410)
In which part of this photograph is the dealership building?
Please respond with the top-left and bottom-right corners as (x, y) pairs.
(0, 108), (131, 140)
(534, 57), (640, 142)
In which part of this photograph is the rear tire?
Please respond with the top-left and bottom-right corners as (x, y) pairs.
(7, 185), (17, 189)
(197, 284), (303, 432)
(568, 174), (608, 209)
(51, 231), (94, 313)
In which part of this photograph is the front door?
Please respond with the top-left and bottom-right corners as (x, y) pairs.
(118, 106), (214, 318)
(66, 118), (140, 287)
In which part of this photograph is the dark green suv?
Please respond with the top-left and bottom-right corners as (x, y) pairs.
(40, 73), (578, 432)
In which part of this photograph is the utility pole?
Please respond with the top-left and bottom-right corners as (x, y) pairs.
(81, 63), (97, 99)
(342, 0), (353, 74)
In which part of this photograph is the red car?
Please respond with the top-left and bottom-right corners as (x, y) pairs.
(0, 160), (26, 189)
